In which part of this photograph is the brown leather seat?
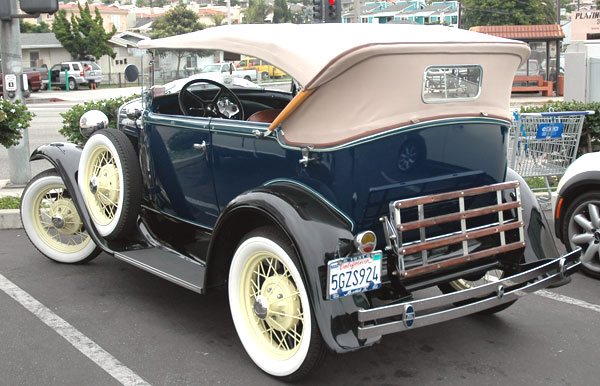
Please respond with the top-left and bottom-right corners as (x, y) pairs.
(247, 109), (282, 123)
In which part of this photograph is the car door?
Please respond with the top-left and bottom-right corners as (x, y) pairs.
(145, 111), (219, 228)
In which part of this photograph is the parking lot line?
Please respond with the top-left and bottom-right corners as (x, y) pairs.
(536, 290), (600, 313)
(0, 273), (151, 386)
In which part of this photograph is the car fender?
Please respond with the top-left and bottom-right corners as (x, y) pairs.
(29, 142), (112, 254)
(506, 168), (560, 263)
(206, 179), (380, 353)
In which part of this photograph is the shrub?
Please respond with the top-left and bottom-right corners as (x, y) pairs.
(0, 98), (35, 149)
(520, 101), (600, 155)
(0, 195), (20, 210)
(59, 95), (140, 146)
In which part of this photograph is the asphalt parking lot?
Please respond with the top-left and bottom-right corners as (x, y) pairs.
(1, 222), (599, 386)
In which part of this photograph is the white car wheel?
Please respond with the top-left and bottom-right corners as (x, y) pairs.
(20, 169), (100, 263)
(78, 129), (141, 240)
(229, 227), (325, 381)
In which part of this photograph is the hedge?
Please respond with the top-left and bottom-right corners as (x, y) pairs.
(59, 95), (140, 146)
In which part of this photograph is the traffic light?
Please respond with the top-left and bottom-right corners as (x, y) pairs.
(313, 0), (323, 23)
(324, 0), (341, 23)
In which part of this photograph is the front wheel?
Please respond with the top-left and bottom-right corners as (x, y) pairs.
(228, 227), (325, 381)
(20, 169), (101, 264)
(561, 191), (600, 279)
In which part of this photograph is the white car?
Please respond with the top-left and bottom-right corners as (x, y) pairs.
(554, 151), (600, 279)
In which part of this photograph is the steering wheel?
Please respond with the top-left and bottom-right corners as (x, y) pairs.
(178, 78), (245, 120)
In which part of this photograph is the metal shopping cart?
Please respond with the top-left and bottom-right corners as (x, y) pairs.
(508, 110), (595, 203)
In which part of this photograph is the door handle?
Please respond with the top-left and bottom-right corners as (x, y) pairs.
(193, 141), (207, 151)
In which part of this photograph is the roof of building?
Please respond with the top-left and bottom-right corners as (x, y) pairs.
(470, 24), (565, 40)
(20, 33), (62, 49)
(60, 3), (129, 14)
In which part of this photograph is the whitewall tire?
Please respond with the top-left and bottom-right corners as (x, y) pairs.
(20, 169), (100, 264)
(228, 227), (325, 381)
(78, 129), (141, 240)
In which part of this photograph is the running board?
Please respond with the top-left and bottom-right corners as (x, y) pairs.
(113, 248), (205, 294)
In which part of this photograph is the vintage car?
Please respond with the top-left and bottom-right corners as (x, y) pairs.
(20, 24), (580, 381)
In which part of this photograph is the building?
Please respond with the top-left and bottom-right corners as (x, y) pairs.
(43, 3), (136, 33)
(570, 9), (600, 41)
(344, 1), (459, 27)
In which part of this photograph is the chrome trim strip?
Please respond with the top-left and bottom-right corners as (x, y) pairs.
(357, 249), (581, 339)
(114, 251), (204, 294)
(263, 178), (355, 232)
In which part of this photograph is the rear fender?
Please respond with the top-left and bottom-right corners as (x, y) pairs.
(206, 180), (379, 353)
(506, 168), (559, 262)
(30, 142), (112, 253)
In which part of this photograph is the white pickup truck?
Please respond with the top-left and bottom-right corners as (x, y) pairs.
(200, 62), (257, 81)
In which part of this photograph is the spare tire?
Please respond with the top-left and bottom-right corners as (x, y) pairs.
(78, 129), (142, 240)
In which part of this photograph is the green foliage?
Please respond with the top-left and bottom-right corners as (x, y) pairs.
(245, 0), (271, 23)
(273, 0), (292, 23)
(52, 4), (117, 60)
(150, 2), (206, 78)
(59, 95), (140, 146)
(213, 13), (226, 26)
(0, 98), (35, 149)
(462, 0), (556, 29)
(520, 101), (600, 155)
(20, 21), (51, 33)
(0, 195), (20, 210)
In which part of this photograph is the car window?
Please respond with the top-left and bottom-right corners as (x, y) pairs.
(61, 64), (69, 71)
(422, 65), (482, 103)
(83, 62), (101, 70)
(73, 63), (80, 71)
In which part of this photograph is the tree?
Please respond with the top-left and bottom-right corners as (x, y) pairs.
(273, 0), (292, 23)
(20, 21), (51, 33)
(150, 2), (207, 78)
(244, 0), (271, 23)
(52, 4), (117, 60)
(213, 13), (226, 26)
(462, 0), (556, 29)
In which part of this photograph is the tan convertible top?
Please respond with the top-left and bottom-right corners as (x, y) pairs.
(138, 23), (529, 89)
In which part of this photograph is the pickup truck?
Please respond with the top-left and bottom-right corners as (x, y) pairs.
(199, 62), (257, 82)
(0, 68), (42, 96)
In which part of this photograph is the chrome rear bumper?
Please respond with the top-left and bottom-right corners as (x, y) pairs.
(357, 249), (581, 340)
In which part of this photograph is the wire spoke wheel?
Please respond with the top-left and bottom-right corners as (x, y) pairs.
(229, 227), (325, 381)
(78, 129), (142, 240)
(20, 169), (100, 264)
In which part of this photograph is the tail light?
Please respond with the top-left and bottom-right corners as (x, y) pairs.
(37, 73), (41, 81)
(80, 70), (84, 77)
(354, 231), (377, 254)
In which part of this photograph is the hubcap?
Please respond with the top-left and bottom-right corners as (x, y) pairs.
(83, 146), (121, 226)
(568, 201), (600, 273)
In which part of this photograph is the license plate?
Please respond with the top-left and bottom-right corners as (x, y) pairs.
(327, 252), (382, 299)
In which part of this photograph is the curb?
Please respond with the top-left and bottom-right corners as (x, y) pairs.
(0, 209), (22, 229)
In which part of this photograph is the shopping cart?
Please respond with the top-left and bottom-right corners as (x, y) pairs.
(508, 110), (595, 202)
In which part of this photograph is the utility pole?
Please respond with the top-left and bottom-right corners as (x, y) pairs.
(1, 0), (30, 185)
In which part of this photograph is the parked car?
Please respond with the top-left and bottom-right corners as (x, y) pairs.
(20, 24), (580, 381)
(0, 67), (42, 95)
(49, 61), (103, 90)
(554, 151), (600, 279)
(237, 56), (286, 79)
(515, 59), (541, 77)
(200, 62), (258, 81)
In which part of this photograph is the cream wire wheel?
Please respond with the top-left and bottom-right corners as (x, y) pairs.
(20, 170), (100, 264)
(229, 227), (325, 381)
(78, 129), (141, 240)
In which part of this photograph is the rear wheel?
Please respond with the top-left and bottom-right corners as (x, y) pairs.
(20, 169), (100, 264)
(68, 77), (77, 90)
(228, 227), (325, 381)
(78, 129), (142, 240)
(561, 191), (600, 279)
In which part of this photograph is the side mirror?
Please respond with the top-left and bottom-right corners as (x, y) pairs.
(80, 110), (109, 139)
(124, 64), (139, 82)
